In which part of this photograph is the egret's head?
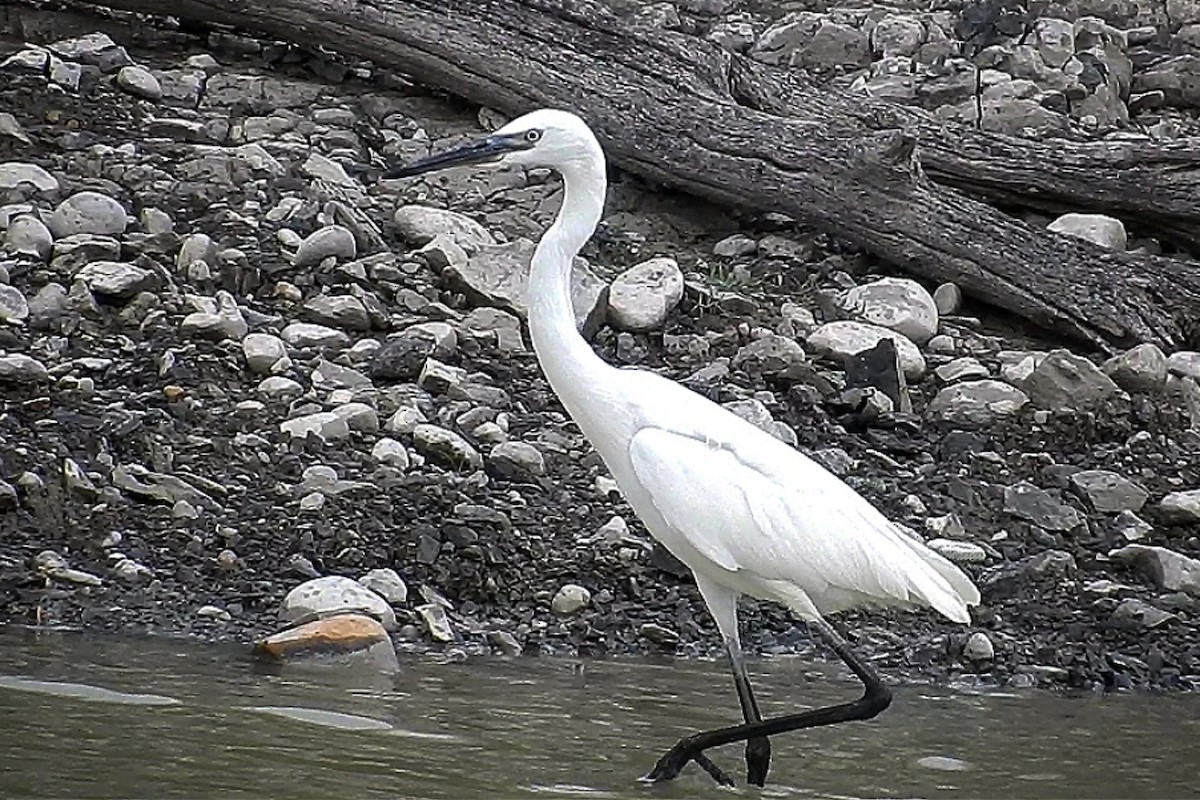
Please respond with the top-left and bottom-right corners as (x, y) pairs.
(383, 108), (602, 180)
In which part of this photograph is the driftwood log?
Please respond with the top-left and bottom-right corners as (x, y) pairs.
(61, 0), (1200, 351)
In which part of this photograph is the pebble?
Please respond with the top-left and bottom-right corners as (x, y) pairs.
(607, 256), (684, 332)
(0, 354), (49, 383)
(294, 224), (357, 268)
(1047, 212), (1127, 250)
(1159, 489), (1200, 524)
(962, 631), (994, 662)
(73, 261), (157, 300)
(0, 285), (29, 324)
(115, 65), (163, 101)
(393, 205), (495, 252)
(839, 277), (939, 344)
(932, 282), (962, 315)
(0, 162), (58, 193)
(371, 437), (410, 469)
(412, 424), (483, 471)
(4, 216), (53, 259)
(1109, 545), (1200, 595)
(551, 584), (591, 616)
(242, 332), (289, 373)
(925, 379), (1028, 426)
(416, 602), (455, 642)
(488, 441), (546, 479)
(47, 191), (128, 238)
(303, 294), (370, 331)
(281, 321), (351, 350)
(1004, 349), (1119, 411)
(1103, 343), (1168, 392)
(1003, 481), (1085, 531)
(280, 575), (397, 630)
(807, 320), (926, 380)
(358, 568), (409, 604)
(280, 411), (351, 443)
(1067, 470), (1148, 513)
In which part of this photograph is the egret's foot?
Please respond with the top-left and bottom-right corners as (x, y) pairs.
(641, 741), (735, 787)
(745, 736), (771, 787)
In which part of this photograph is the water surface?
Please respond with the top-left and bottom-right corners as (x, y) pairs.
(0, 627), (1195, 799)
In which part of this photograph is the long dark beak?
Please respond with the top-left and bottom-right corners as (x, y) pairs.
(383, 134), (526, 179)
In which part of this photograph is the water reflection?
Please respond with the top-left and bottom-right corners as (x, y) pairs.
(0, 626), (1196, 799)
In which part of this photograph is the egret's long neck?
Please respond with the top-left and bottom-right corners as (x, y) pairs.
(528, 157), (617, 438)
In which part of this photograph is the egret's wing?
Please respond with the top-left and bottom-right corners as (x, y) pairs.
(628, 426), (977, 622)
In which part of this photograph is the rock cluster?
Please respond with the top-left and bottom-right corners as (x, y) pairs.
(0, 10), (1198, 692)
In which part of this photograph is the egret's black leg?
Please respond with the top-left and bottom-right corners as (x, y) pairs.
(644, 618), (892, 784)
(729, 645), (771, 787)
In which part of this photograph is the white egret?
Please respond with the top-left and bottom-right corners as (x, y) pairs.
(385, 109), (981, 788)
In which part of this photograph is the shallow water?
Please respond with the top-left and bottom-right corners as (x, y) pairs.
(0, 627), (1196, 799)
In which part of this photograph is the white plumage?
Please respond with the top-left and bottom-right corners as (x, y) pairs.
(387, 107), (981, 788)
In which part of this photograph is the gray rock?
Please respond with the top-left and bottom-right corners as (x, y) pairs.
(712, 234), (757, 257)
(1109, 545), (1200, 596)
(731, 334), (807, 377)
(417, 357), (467, 395)
(294, 225), (356, 268)
(0, 162), (58, 193)
(962, 631), (994, 662)
(1068, 469), (1149, 513)
(281, 575), (397, 630)
(116, 65), (162, 101)
(303, 294), (370, 331)
(1159, 489), (1200, 524)
(1006, 349), (1120, 411)
(607, 256), (684, 331)
(27, 283), (69, 330)
(312, 359), (371, 391)
(807, 320), (925, 380)
(332, 402), (379, 433)
(1003, 481), (1085, 531)
(926, 538), (988, 564)
(639, 622), (681, 646)
(839, 277), (939, 344)
(280, 412), (351, 443)
(1103, 343), (1168, 392)
(0, 354), (48, 383)
(47, 191), (128, 238)
(371, 437), (410, 469)
(489, 441), (546, 479)
(925, 379), (1028, 426)
(934, 357), (990, 383)
(393, 205), (495, 252)
(180, 291), (248, 341)
(4, 216), (53, 259)
(933, 282), (962, 316)
(258, 376), (305, 402)
(112, 465), (219, 508)
(460, 307), (526, 354)
(47, 32), (130, 72)
(416, 602), (454, 642)
(242, 332), (289, 374)
(281, 321), (350, 350)
(412, 423), (483, 470)
(1112, 598), (1175, 629)
(488, 630), (524, 656)
(447, 237), (607, 338)
(1047, 212), (1127, 250)
(73, 261), (157, 300)
(551, 583), (591, 616)
(753, 12), (869, 70)
(1166, 351), (1200, 382)
(979, 549), (1076, 598)
(358, 568), (408, 604)
(1113, 509), (1152, 542)
(0, 285), (28, 324)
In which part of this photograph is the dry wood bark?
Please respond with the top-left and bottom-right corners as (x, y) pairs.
(60, 0), (1200, 351)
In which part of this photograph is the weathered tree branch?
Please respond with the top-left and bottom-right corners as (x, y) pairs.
(55, 0), (1200, 351)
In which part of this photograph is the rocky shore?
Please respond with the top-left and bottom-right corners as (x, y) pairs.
(1, 1), (1199, 693)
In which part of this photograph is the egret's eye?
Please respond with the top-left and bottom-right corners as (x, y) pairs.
(524, 129), (542, 143)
